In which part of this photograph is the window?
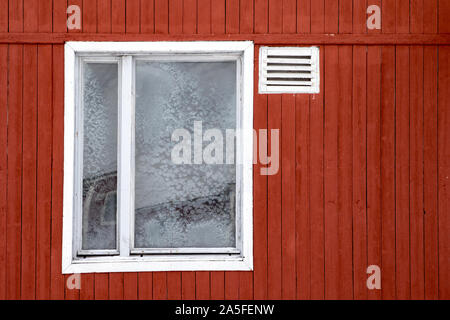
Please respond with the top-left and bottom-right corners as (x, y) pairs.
(63, 42), (254, 273)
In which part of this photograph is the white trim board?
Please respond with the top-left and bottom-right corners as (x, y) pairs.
(63, 41), (254, 274)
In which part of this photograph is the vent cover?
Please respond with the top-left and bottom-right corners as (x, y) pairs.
(259, 46), (320, 94)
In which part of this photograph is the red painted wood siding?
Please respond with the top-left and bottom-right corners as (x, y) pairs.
(0, 0), (448, 300)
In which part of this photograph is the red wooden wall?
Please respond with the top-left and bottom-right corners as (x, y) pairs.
(0, 0), (449, 300)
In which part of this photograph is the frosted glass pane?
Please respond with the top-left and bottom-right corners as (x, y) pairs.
(135, 61), (237, 248)
(82, 63), (118, 250)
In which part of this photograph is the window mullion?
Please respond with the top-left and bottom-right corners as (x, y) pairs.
(118, 55), (134, 257)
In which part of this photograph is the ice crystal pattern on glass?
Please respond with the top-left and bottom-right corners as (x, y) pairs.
(135, 61), (237, 248)
(82, 63), (118, 250)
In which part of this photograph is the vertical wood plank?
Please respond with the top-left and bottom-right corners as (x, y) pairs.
(211, 0), (225, 33)
(367, 46), (382, 300)
(0, 44), (8, 300)
(337, 45), (353, 299)
(438, 0), (450, 33)
(352, 0), (366, 34)
(226, 0), (239, 33)
(181, 272), (195, 299)
(9, 0), (23, 32)
(169, 0), (183, 34)
(352, 45), (367, 300)
(409, 45), (424, 300)
(339, 0), (352, 33)
(266, 0), (282, 300)
(6, 44), (22, 300)
(267, 95), (282, 300)
(239, 272), (253, 299)
(38, 0), (52, 32)
(36, 45), (52, 300)
(396, 0), (409, 33)
(109, 273), (124, 300)
(50, 44), (65, 300)
(167, 272), (181, 300)
(295, 94), (310, 299)
(382, 0), (395, 33)
(240, 0), (253, 34)
(254, 0), (268, 33)
(111, 272), (124, 297)
(195, 272), (210, 300)
(155, 0), (168, 33)
(268, 0), (282, 33)
(83, 0), (97, 33)
(225, 272), (239, 299)
(98, 0), (112, 33)
(282, 0), (296, 33)
(141, 0), (155, 33)
(0, 0), (7, 32)
(253, 46), (268, 300)
(410, 0), (424, 34)
(124, 273), (138, 300)
(21, 18), (38, 302)
(423, 0), (438, 34)
(281, 94), (296, 299)
(112, 0), (126, 33)
(438, 46), (450, 300)
(183, 0), (197, 34)
(94, 274), (109, 300)
(423, 46), (438, 300)
(210, 271), (224, 299)
(198, 0), (211, 34)
(53, 0), (67, 32)
(109, 273), (124, 299)
(153, 272), (167, 300)
(24, 0), (38, 32)
(309, 46), (325, 300)
(324, 45), (339, 300)
(138, 273), (153, 300)
(80, 274), (94, 300)
(310, 0), (324, 33)
(324, 0), (338, 33)
(126, 0), (140, 33)
(297, 0), (310, 33)
(380, 45), (396, 300)
(395, 45), (410, 300)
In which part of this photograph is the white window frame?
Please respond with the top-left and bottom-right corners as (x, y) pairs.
(63, 41), (254, 274)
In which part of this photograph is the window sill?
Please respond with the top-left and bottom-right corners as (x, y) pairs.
(62, 254), (253, 274)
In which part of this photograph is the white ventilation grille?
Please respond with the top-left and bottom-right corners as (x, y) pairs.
(259, 46), (320, 94)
